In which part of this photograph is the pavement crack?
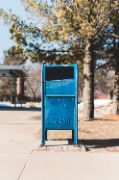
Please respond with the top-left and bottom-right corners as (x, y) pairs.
(17, 158), (29, 180)
(17, 149), (34, 180)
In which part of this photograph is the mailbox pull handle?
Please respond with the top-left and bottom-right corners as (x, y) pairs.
(46, 95), (75, 97)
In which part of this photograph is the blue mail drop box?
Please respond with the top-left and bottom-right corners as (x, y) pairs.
(41, 64), (78, 145)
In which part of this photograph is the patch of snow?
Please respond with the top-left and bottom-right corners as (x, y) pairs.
(94, 99), (112, 107)
(0, 102), (13, 107)
(78, 99), (112, 111)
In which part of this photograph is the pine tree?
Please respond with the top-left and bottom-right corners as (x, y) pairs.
(1, 0), (113, 120)
(22, 0), (111, 120)
(111, 1), (119, 114)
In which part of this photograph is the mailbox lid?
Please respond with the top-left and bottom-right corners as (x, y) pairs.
(43, 64), (78, 81)
(43, 64), (78, 96)
(45, 65), (75, 81)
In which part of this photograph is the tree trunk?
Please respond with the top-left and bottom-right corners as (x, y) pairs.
(112, 56), (119, 115)
(83, 40), (95, 120)
(112, 25), (119, 115)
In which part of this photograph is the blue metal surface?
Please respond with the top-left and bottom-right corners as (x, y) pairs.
(41, 64), (78, 145)
(46, 80), (75, 96)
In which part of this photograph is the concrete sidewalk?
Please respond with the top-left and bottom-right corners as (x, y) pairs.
(0, 151), (119, 180)
(20, 152), (119, 180)
(0, 111), (119, 180)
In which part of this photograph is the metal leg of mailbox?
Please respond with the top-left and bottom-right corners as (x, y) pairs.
(74, 109), (78, 146)
(72, 130), (74, 142)
(74, 129), (78, 145)
(41, 112), (45, 145)
(41, 128), (45, 146)
(45, 130), (47, 140)
(41, 111), (45, 145)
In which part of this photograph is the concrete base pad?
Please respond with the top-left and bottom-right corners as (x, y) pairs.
(34, 140), (85, 152)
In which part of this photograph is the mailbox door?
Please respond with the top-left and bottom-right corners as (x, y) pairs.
(45, 97), (75, 130)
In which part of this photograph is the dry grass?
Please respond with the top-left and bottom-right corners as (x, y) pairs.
(99, 115), (119, 121)
(34, 114), (119, 152)
(78, 115), (119, 152)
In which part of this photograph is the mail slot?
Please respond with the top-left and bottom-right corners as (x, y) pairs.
(41, 64), (78, 145)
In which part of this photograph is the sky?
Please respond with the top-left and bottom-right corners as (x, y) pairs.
(0, 0), (26, 63)
(0, 1), (68, 64)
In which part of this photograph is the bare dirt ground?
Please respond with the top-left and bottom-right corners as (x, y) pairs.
(34, 112), (119, 152)
(78, 116), (119, 152)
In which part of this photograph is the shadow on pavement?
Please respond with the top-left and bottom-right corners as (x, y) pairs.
(81, 139), (119, 150)
(0, 107), (41, 112)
